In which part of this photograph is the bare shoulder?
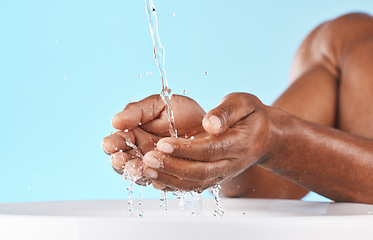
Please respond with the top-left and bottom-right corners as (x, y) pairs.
(318, 12), (373, 51)
(327, 12), (373, 29)
(290, 12), (373, 82)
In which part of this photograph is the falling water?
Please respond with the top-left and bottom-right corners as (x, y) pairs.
(145, 0), (177, 138)
(210, 185), (225, 217)
(126, 181), (135, 216)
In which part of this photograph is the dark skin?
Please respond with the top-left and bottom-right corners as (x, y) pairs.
(102, 13), (373, 204)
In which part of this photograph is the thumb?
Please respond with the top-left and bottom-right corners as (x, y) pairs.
(112, 94), (165, 130)
(202, 93), (257, 135)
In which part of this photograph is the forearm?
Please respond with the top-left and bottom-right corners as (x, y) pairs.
(260, 108), (373, 204)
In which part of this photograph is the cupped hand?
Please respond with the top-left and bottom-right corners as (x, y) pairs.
(101, 94), (206, 186)
(141, 92), (279, 191)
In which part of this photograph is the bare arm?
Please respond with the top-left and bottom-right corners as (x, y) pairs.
(140, 13), (373, 203)
(259, 108), (373, 203)
(220, 13), (373, 199)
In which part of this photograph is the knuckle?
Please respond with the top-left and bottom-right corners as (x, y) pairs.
(244, 93), (262, 106)
(203, 138), (230, 161)
(203, 139), (215, 161)
(124, 102), (137, 110)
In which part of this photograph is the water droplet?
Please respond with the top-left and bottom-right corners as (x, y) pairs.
(124, 129), (129, 132)
(114, 147), (118, 151)
(190, 136), (194, 140)
(119, 149), (123, 153)
(139, 122), (142, 126)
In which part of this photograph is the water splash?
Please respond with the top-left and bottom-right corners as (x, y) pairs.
(126, 181), (135, 216)
(122, 138), (145, 216)
(210, 185), (225, 217)
(138, 185), (144, 217)
(125, 139), (144, 160)
(188, 191), (206, 217)
(145, 0), (177, 138)
(173, 190), (185, 213)
(159, 190), (168, 210)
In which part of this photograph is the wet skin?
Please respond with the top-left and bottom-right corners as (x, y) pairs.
(102, 13), (373, 204)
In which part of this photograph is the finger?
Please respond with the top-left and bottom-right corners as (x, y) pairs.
(141, 95), (206, 137)
(152, 181), (174, 192)
(153, 183), (173, 192)
(112, 95), (165, 130)
(131, 127), (160, 153)
(110, 150), (141, 171)
(136, 177), (152, 186)
(110, 151), (132, 171)
(156, 133), (236, 162)
(143, 151), (232, 181)
(202, 93), (258, 135)
(144, 170), (221, 192)
(152, 181), (167, 190)
(102, 131), (135, 154)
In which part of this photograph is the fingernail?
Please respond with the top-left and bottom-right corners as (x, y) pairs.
(143, 155), (160, 169)
(144, 168), (158, 179)
(209, 115), (221, 129)
(110, 153), (120, 163)
(158, 142), (174, 154)
(153, 181), (166, 190)
(110, 153), (124, 170)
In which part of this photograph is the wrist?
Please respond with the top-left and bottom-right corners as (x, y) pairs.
(258, 105), (298, 167)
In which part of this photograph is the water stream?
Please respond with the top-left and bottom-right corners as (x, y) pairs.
(145, 0), (177, 138)
(120, 0), (224, 217)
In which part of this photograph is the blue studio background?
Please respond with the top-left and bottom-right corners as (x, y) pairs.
(1, 0), (372, 203)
